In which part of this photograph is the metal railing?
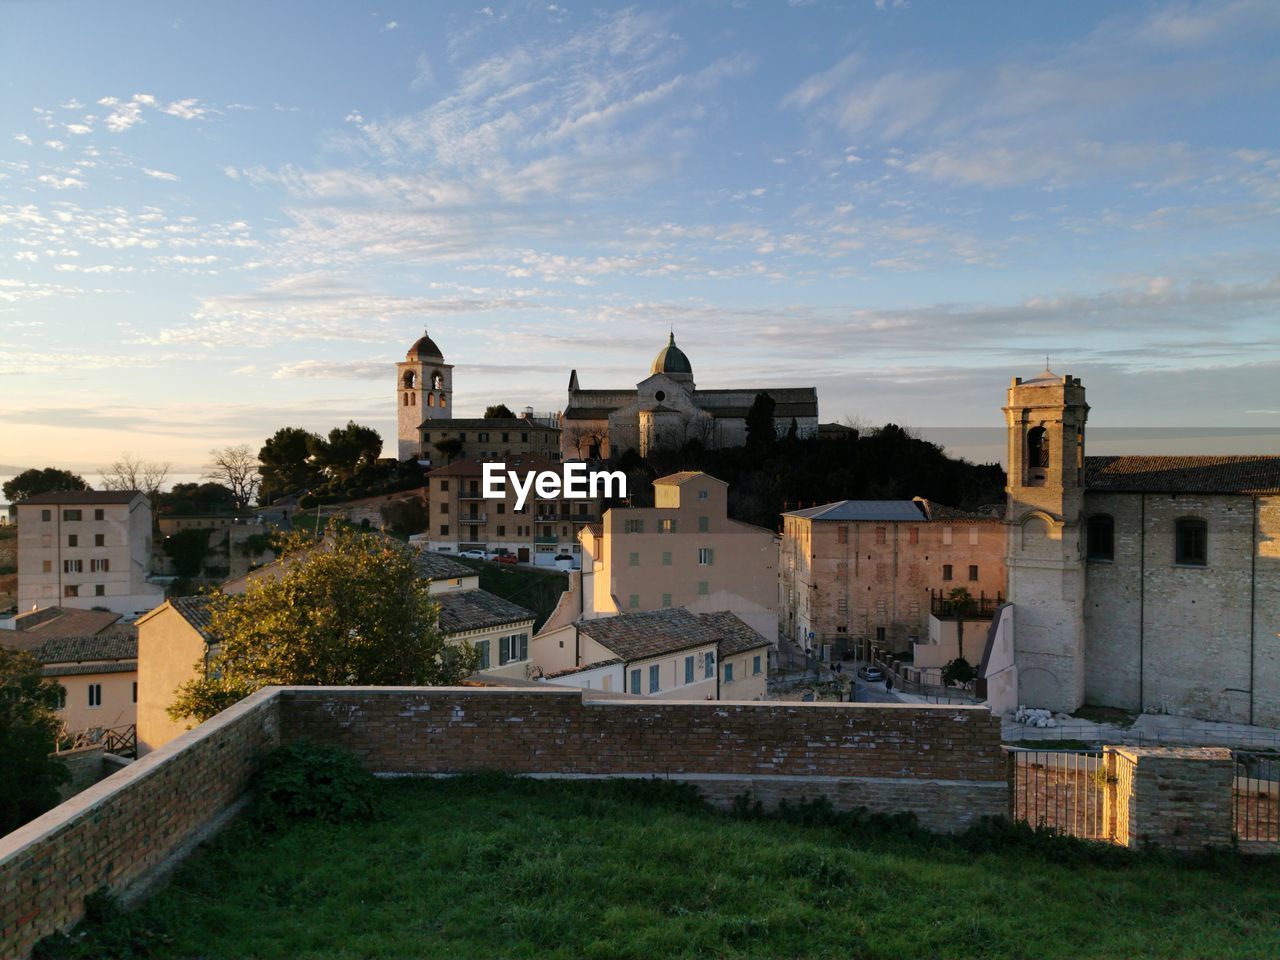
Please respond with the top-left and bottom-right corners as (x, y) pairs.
(1007, 748), (1110, 840)
(930, 591), (1004, 619)
(59, 723), (137, 760)
(459, 514), (488, 524)
(1233, 751), (1279, 843)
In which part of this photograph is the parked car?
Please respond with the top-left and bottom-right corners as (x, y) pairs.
(458, 549), (486, 560)
(494, 554), (519, 566)
(857, 665), (885, 683)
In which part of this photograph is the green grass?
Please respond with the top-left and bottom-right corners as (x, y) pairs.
(452, 557), (568, 630)
(52, 777), (1280, 960)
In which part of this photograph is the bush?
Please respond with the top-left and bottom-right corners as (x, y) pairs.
(942, 656), (977, 686)
(298, 494), (317, 509)
(252, 741), (377, 831)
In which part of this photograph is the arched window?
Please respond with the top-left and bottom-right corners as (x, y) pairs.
(432, 372), (444, 390)
(1027, 426), (1049, 469)
(403, 392), (409, 406)
(410, 392), (416, 405)
(1086, 514), (1114, 561)
(403, 371), (417, 389)
(1175, 517), (1208, 566)
(440, 394), (447, 408)
(427, 393), (435, 407)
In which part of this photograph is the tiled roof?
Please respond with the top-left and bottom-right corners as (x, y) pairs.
(785, 500), (927, 522)
(18, 490), (142, 505)
(37, 634), (137, 664)
(12, 606), (122, 639)
(414, 551), (478, 582)
(435, 589), (536, 634)
(561, 407), (617, 421)
(420, 417), (559, 433)
(1084, 456), (1280, 495)
(427, 454), (562, 477)
(542, 658), (624, 679)
(697, 611), (772, 657)
(915, 499), (1002, 521)
(42, 661), (137, 678)
(577, 608), (722, 661)
(654, 471), (723, 486)
(168, 596), (216, 640)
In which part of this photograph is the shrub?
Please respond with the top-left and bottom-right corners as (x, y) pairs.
(298, 494), (317, 509)
(252, 741), (377, 831)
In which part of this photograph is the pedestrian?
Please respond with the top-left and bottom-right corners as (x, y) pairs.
(885, 675), (894, 692)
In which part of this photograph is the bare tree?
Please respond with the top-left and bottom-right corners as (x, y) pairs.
(101, 453), (172, 502)
(204, 444), (261, 507)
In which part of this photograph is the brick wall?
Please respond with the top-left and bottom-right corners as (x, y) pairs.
(0, 690), (281, 960)
(1, 686), (1004, 959)
(1111, 746), (1235, 852)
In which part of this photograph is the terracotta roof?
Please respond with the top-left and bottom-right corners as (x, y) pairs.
(697, 611), (772, 657)
(1084, 456), (1280, 495)
(542, 658), (624, 679)
(12, 606), (122, 641)
(414, 551), (478, 582)
(435, 589), (536, 634)
(577, 608), (722, 661)
(42, 661), (137, 678)
(18, 490), (142, 505)
(167, 596), (216, 641)
(37, 634), (137, 664)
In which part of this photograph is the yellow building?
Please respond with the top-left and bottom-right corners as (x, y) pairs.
(37, 634), (138, 737)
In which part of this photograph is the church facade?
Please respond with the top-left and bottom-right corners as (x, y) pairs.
(560, 333), (819, 460)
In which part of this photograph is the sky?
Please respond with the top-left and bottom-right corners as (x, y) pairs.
(3, 0), (1280, 476)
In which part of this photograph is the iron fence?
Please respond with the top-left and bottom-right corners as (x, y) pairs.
(1007, 748), (1111, 840)
(1233, 751), (1279, 844)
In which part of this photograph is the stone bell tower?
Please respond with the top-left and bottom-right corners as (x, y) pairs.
(396, 328), (452, 461)
(1003, 367), (1089, 712)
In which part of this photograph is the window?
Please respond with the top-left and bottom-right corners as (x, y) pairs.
(521, 432), (528, 443)
(1175, 518), (1208, 567)
(475, 640), (490, 669)
(132, 682), (138, 703)
(478, 432), (489, 442)
(698, 548), (714, 566)
(704, 652), (715, 679)
(439, 524), (449, 535)
(91, 558), (110, 572)
(505, 632), (529, 662)
(698, 581), (709, 596)
(753, 655), (762, 675)
(649, 664), (660, 693)
(95, 585), (105, 596)
(629, 552), (640, 567)
(659, 519), (676, 534)
(837, 524), (848, 544)
(496, 525), (505, 536)
(685, 656), (694, 684)
(661, 593), (672, 607)
(41, 509), (52, 522)
(63, 509), (82, 521)
(88, 684), (102, 708)
(94, 534), (105, 547)
(497, 503), (505, 514)
(656, 551), (669, 567)
(94, 509), (104, 521)
(42, 560), (51, 573)
(1027, 426), (1049, 468)
(942, 564), (953, 581)
(1086, 514), (1115, 561)
(942, 526), (953, 545)
(440, 480), (449, 492)
(64, 559), (83, 573)
(624, 518), (644, 533)
(501, 432), (509, 442)
(629, 594), (640, 609)
(57, 687), (66, 709)
(875, 626), (886, 643)
(968, 564), (978, 582)
(440, 502), (449, 513)
(630, 669), (641, 695)
(697, 489), (708, 500)
(698, 516), (709, 533)
(724, 662), (734, 683)
(67, 534), (78, 547)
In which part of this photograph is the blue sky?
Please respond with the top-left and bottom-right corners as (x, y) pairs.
(3, 0), (1280, 473)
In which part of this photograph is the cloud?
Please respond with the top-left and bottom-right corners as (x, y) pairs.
(271, 359), (389, 380)
(161, 98), (207, 120)
(44, 140), (67, 151)
(14, 133), (32, 145)
(141, 167), (180, 181)
(382, 20), (398, 32)
(36, 174), (85, 189)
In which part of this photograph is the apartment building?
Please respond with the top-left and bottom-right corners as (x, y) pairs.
(15, 491), (164, 617)
(779, 498), (1006, 659)
(425, 455), (605, 567)
(581, 472), (779, 639)
(419, 415), (562, 465)
(37, 634), (138, 736)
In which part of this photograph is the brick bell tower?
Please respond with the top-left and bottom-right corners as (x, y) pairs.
(397, 328), (452, 461)
(1003, 366), (1089, 713)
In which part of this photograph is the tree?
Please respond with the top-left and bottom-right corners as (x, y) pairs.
(744, 392), (777, 448)
(433, 437), (463, 461)
(310, 421), (382, 482)
(259, 427), (323, 496)
(0, 648), (69, 834)
(168, 525), (480, 724)
(2, 467), (91, 504)
(164, 528), (213, 577)
(483, 404), (516, 419)
(204, 444), (261, 507)
(101, 453), (171, 501)
(942, 657), (977, 689)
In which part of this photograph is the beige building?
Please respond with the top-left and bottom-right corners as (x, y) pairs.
(135, 596), (213, 754)
(426, 455), (606, 567)
(420, 416), (561, 465)
(561, 332), (818, 459)
(580, 472), (779, 640)
(534, 607), (770, 700)
(16, 490), (164, 617)
(36, 634), (138, 737)
(779, 498), (1006, 662)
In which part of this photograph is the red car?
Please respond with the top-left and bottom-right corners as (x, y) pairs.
(494, 554), (519, 566)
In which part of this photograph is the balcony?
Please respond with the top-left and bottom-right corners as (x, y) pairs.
(458, 490), (487, 500)
(459, 514), (488, 525)
(534, 534), (560, 544)
(929, 590), (1004, 620)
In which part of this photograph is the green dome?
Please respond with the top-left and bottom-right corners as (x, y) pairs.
(650, 332), (693, 377)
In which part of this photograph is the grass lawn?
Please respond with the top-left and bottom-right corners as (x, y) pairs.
(53, 776), (1280, 960)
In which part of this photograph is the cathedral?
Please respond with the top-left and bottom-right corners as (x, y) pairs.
(560, 332), (819, 460)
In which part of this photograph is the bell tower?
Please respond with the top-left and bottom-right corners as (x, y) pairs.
(1003, 367), (1089, 712)
(396, 328), (452, 461)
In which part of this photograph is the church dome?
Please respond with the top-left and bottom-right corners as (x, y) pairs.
(650, 332), (693, 378)
(406, 328), (444, 361)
